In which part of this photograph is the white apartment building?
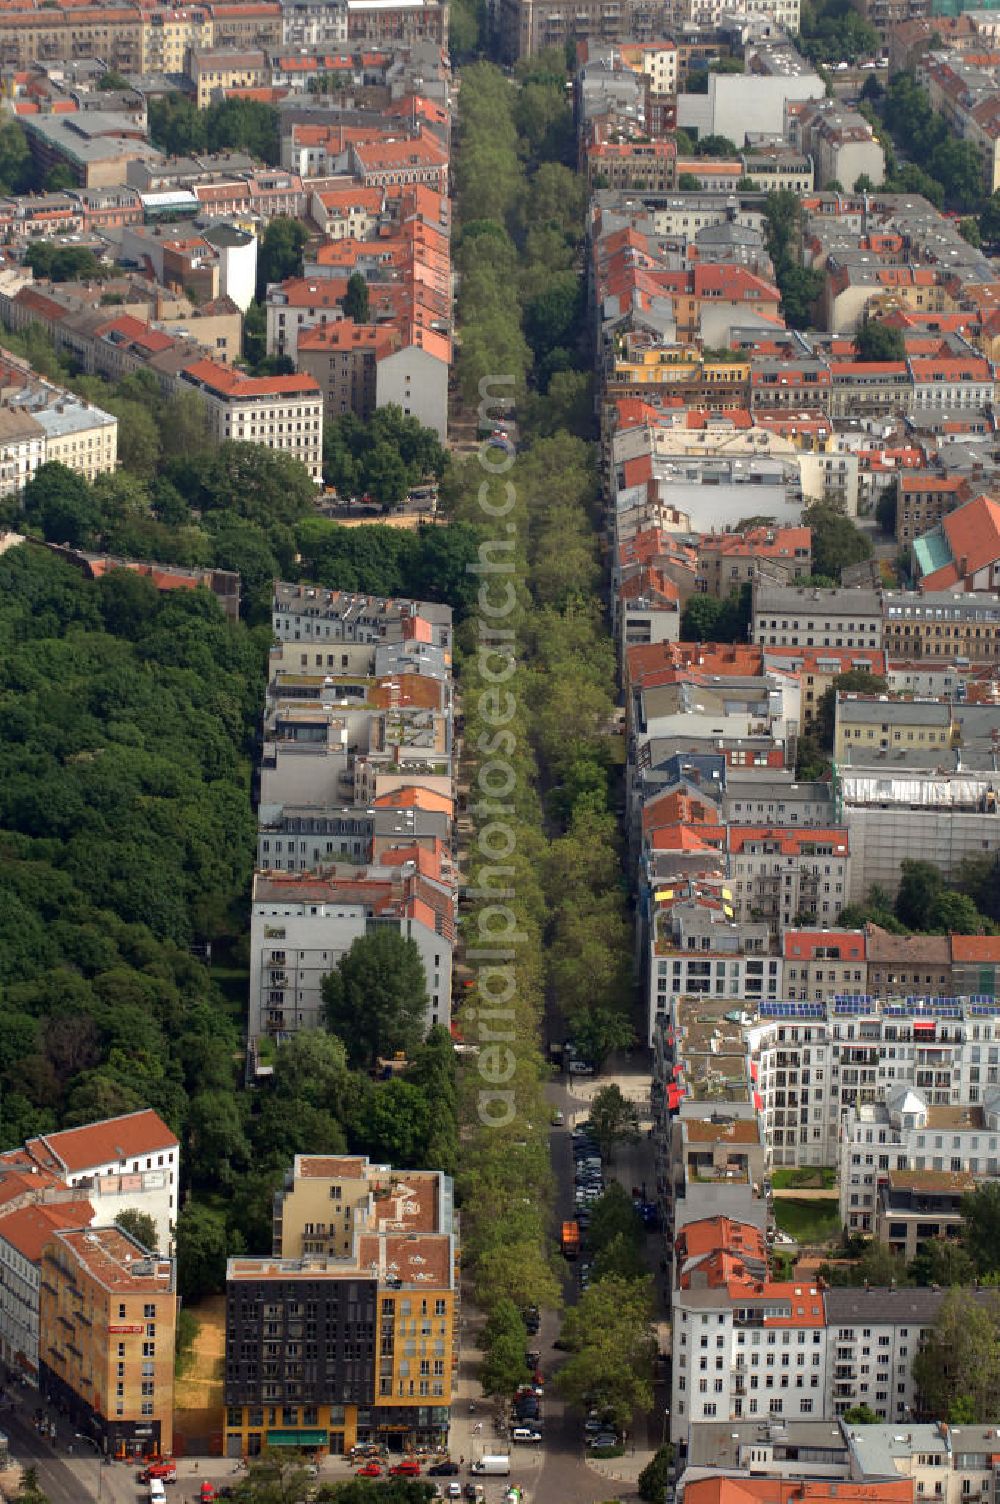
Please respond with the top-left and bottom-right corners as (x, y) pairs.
(280, 0), (348, 48)
(30, 400), (118, 481)
(249, 867), (453, 1045)
(271, 583), (453, 651)
(752, 585), (883, 651)
(178, 359), (323, 483)
(20, 1111), (180, 1255)
(671, 1282), (828, 1443)
(824, 1286), (950, 1421)
(839, 1085), (1000, 1235)
(749, 996), (1000, 1169)
(0, 407), (45, 496)
(647, 892), (782, 1042)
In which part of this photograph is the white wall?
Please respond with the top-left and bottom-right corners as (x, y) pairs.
(376, 345), (448, 441)
(679, 73), (824, 146)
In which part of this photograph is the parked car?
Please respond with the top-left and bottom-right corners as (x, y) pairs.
(447, 1484), (463, 1499)
(391, 1460), (422, 1476)
(591, 1432), (618, 1449)
(199, 1486), (216, 1504)
(358, 1463), (383, 1477)
(149, 1484), (167, 1504)
(429, 1462), (460, 1476)
(568, 1060), (595, 1075)
(511, 1427), (543, 1443)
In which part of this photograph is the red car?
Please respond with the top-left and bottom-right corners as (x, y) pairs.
(199, 1485), (215, 1503)
(357, 1462), (383, 1477)
(390, 1460), (422, 1476)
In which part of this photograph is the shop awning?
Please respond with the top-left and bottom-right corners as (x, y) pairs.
(265, 1431), (328, 1447)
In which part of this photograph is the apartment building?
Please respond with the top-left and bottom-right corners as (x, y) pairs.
(763, 646), (888, 728)
(915, 493), (1000, 595)
(782, 929), (867, 1003)
(646, 883), (781, 1045)
(696, 527), (812, 598)
(0, 1199), (94, 1380)
(882, 591), (1000, 661)
(726, 826), (850, 930)
(297, 319), (395, 423)
(847, 1422), (1000, 1499)
(178, 360), (323, 483)
(875, 1168), (972, 1260)
(0, 7), (144, 70)
(895, 474), (969, 546)
(224, 1154), (457, 1457)
(750, 993), (1000, 1171)
(840, 1085), (1000, 1236)
(190, 46), (269, 106)
(249, 864), (454, 1044)
(280, 0), (349, 49)
(28, 399), (117, 481)
(824, 1286), (949, 1421)
(0, 407), (45, 497)
(12, 1110), (180, 1256)
(752, 585), (883, 651)
(670, 1225), (828, 1442)
(39, 1225), (177, 1458)
(833, 695), (955, 765)
(271, 584), (452, 653)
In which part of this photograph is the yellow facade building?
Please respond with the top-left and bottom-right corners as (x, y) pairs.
(39, 1226), (176, 1459)
(224, 1155), (458, 1458)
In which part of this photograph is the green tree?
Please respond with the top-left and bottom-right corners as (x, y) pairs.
(588, 1183), (646, 1260)
(556, 1275), (657, 1430)
(257, 216), (308, 297)
(842, 1405), (879, 1424)
(323, 930), (429, 1069)
(854, 315), (906, 363)
(114, 1207), (159, 1252)
(803, 500), (873, 580)
(593, 1230), (649, 1282)
(678, 172), (702, 191)
(959, 216), (982, 247)
(909, 1237), (976, 1288)
(22, 461), (102, 547)
(175, 1200), (229, 1303)
(962, 1182), (1000, 1275)
(342, 272), (370, 324)
(45, 164), (76, 192)
(638, 1444), (674, 1504)
(478, 1297), (530, 1397)
(14, 1465), (50, 1504)
(981, 192), (1000, 243)
(912, 1288), (1000, 1422)
(588, 1083), (640, 1160)
(895, 858), (945, 931)
(0, 120), (30, 195)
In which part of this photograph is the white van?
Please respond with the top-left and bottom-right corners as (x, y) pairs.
(470, 1455), (511, 1476)
(149, 1481), (167, 1504)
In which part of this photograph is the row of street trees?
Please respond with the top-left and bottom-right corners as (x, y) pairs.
(450, 56), (640, 1403)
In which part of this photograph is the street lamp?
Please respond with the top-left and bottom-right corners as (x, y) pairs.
(74, 1432), (103, 1502)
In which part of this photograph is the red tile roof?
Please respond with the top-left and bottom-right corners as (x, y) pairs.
(26, 1110), (177, 1174)
(940, 493), (1000, 580)
(0, 1199), (94, 1264)
(182, 357), (320, 399)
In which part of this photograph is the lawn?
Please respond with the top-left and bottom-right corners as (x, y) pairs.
(772, 1197), (841, 1245)
(771, 1166), (837, 1190)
